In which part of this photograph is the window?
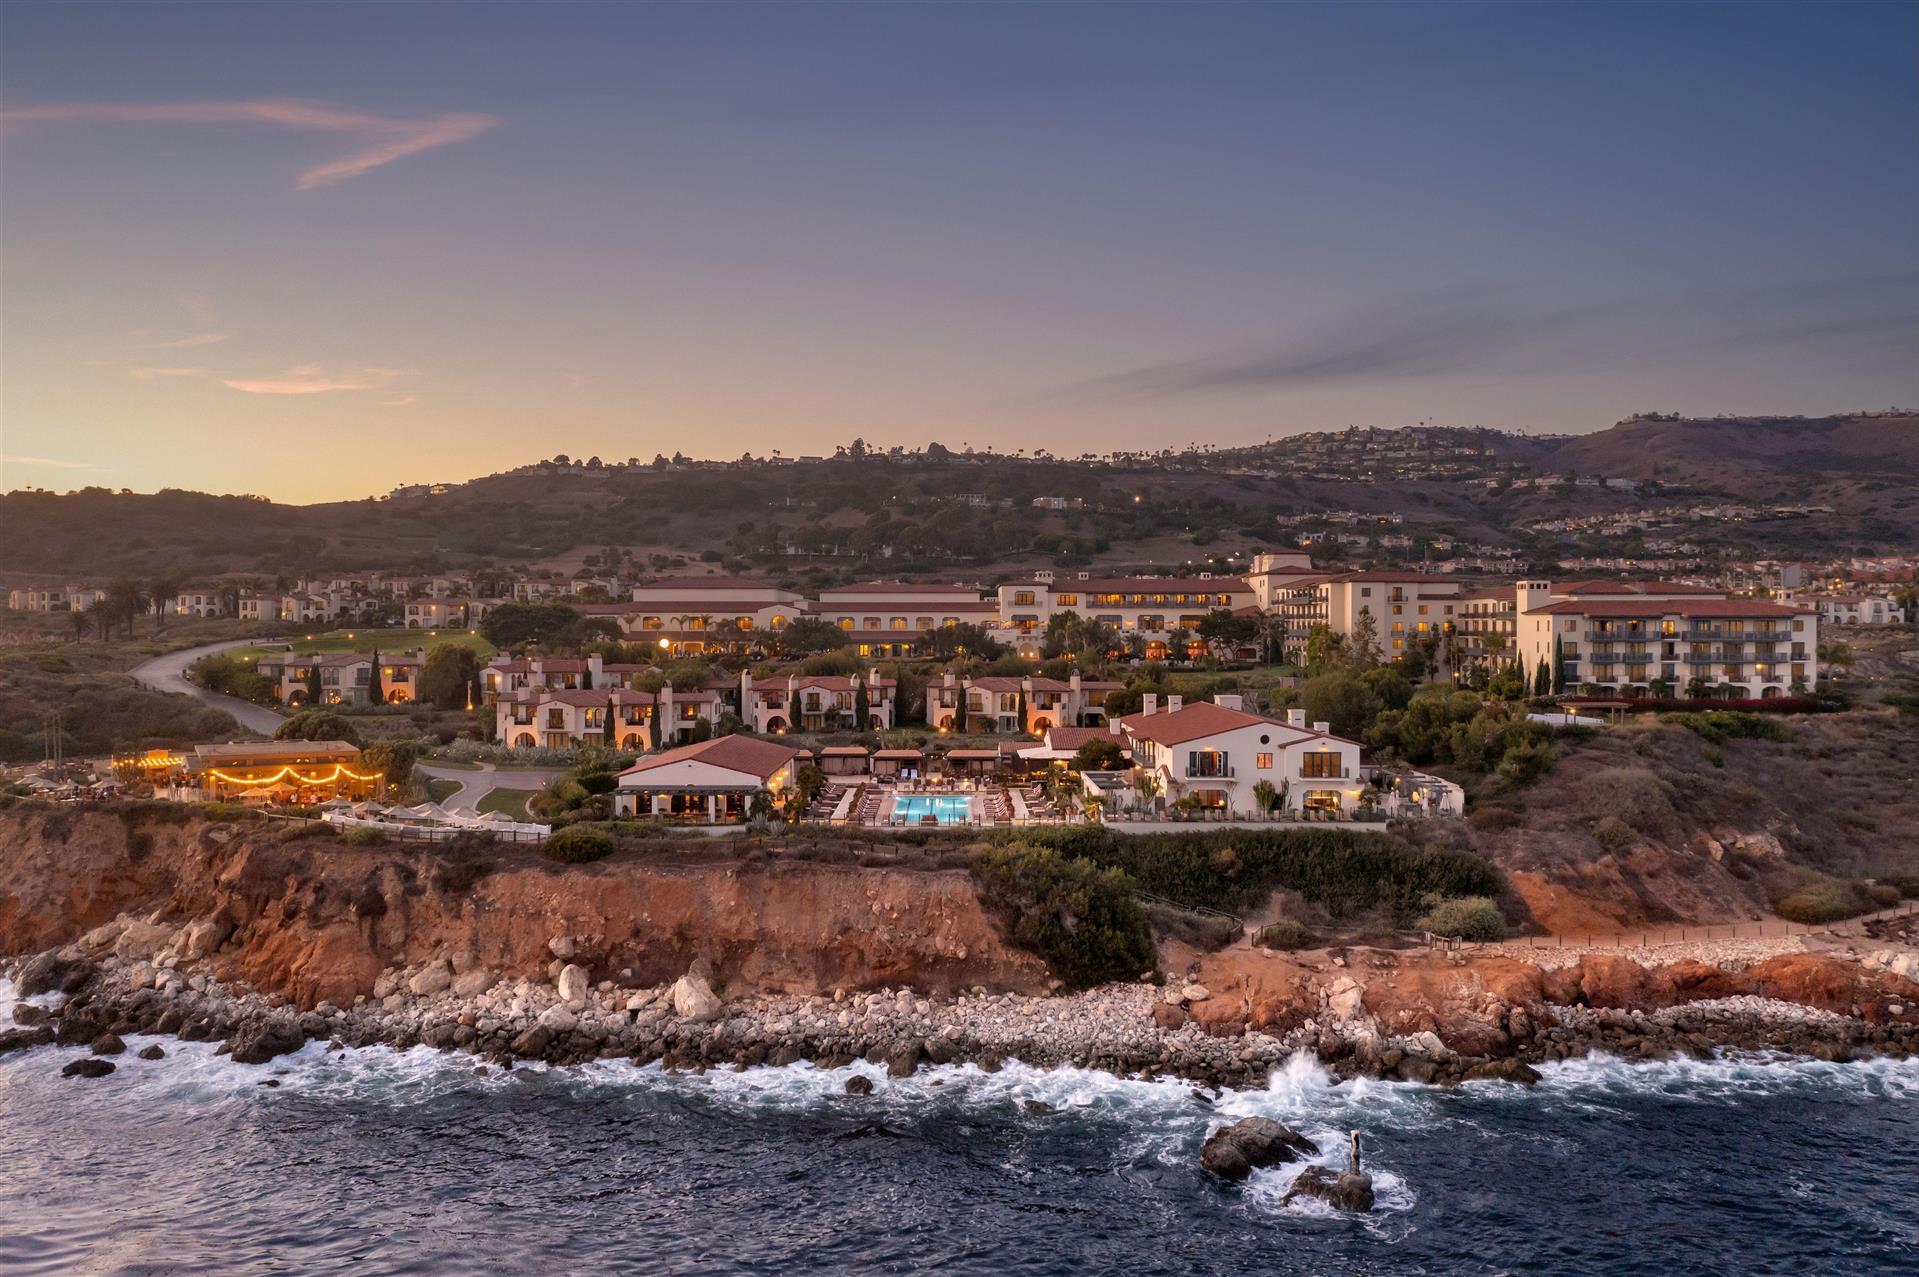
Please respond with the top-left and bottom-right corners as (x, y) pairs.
(838, 617), (854, 630)
(1302, 751), (1343, 778)
(1255, 752), (1274, 770)
(1014, 591), (1036, 606)
(1055, 593), (1078, 607)
(889, 617), (907, 630)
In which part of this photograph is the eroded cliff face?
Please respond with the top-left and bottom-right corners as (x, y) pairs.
(0, 809), (1050, 1008)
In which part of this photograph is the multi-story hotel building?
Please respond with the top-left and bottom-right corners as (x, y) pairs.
(925, 670), (1124, 733)
(1515, 580), (1818, 697)
(495, 685), (722, 751)
(1274, 570), (1461, 662)
(993, 572), (1255, 659)
(811, 580), (999, 658)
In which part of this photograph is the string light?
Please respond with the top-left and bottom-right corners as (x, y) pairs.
(204, 764), (382, 787)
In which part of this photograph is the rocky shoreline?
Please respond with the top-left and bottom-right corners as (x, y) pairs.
(7, 921), (1916, 1091)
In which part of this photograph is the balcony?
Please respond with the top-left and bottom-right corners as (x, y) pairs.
(1185, 762), (1235, 779)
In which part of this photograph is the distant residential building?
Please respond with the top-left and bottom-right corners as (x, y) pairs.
(926, 670), (1123, 734)
(995, 571), (1255, 660)
(1112, 696), (1366, 818)
(496, 684), (721, 751)
(256, 650), (427, 706)
(1818, 595), (1906, 626)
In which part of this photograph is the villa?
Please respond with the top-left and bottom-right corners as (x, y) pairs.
(1817, 595), (1907, 626)
(1111, 695), (1367, 818)
(496, 684), (721, 750)
(926, 670), (1122, 733)
(739, 670), (897, 733)
(256, 650), (426, 706)
(995, 571), (1255, 660)
(613, 735), (802, 822)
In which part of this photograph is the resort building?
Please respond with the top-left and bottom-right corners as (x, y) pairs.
(585, 576), (809, 655)
(1111, 696), (1368, 818)
(994, 571), (1255, 659)
(6, 585), (106, 612)
(811, 580), (999, 658)
(613, 735), (802, 822)
(404, 597), (500, 628)
(926, 670), (1123, 733)
(1817, 595), (1907, 626)
(1514, 580), (1819, 697)
(1276, 570), (1462, 663)
(255, 649), (427, 706)
(480, 652), (653, 700)
(740, 670), (898, 733)
(1242, 550), (1322, 609)
(169, 740), (378, 805)
(1455, 590), (1518, 669)
(496, 685), (722, 750)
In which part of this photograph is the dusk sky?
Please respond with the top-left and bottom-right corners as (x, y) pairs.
(3, 1), (1915, 504)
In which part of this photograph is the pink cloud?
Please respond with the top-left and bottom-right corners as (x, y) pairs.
(126, 366), (212, 380)
(125, 331), (230, 350)
(2, 99), (499, 188)
(221, 364), (411, 395)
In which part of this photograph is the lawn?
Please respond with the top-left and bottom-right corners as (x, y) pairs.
(424, 778), (463, 805)
(226, 628), (498, 662)
(476, 787), (537, 820)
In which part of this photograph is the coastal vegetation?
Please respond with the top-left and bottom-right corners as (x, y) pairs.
(968, 844), (1157, 989)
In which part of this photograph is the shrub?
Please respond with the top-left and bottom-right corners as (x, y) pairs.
(276, 711), (363, 747)
(575, 770), (618, 795)
(1254, 919), (1321, 951)
(1880, 874), (1919, 900)
(1863, 882), (1903, 909)
(1576, 767), (1678, 840)
(344, 826), (384, 847)
(1496, 737), (1556, 786)
(1774, 880), (1869, 925)
(1143, 901), (1242, 953)
(1661, 711), (1792, 744)
(1415, 895), (1506, 941)
(989, 824), (1503, 922)
(970, 844), (1158, 989)
(542, 824), (615, 864)
(439, 856), (495, 892)
(1591, 815), (1636, 854)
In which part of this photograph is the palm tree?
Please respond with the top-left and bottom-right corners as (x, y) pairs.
(148, 572), (184, 630)
(1133, 770), (1161, 814)
(69, 607), (92, 642)
(104, 577), (147, 640)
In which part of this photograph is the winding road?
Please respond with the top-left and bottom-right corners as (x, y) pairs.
(129, 636), (285, 736)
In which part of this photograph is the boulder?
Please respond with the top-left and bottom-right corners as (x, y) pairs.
(62, 1058), (117, 1080)
(537, 1005), (578, 1032)
(844, 1075), (875, 1096)
(15, 951), (88, 998)
(1327, 976), (1365, 1020)
(137, 1044), (166, 1061)
(54, 1010), (106, 1047)
(557, 964), (590, 1009)
(670, 973), (723, 1023)
(180, 918), (233, 961)
(1199, 1117), (1319, 1181)
(886, 1043), (922, 1077)
(91, 1033), (127, 1056)
(0, 1027), (55, 1056)
(1179, 984), (1212, 1003)
(548, 936), (577, 960)
(1283, 1165), (1375, 1212)
(11, 1003), (50, 1027)
(1152, 1002), (1187, 1031)
(407, 961), (453, 998)
(114, 921), (176, 964)
(509, 1025), (553, 1058)
(229, 1016), (305, 1066)
(451, 968), (495, 998)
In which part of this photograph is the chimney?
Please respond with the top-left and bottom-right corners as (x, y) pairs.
(739, 668), (753, 705)
(1142, 693), (1158, 716)
(1167, 694), (1183, 713)
(588, 653), (604, 679)
(1287, 708), (1306, 729)
(1214, 693), (1243, 711)
(661, 684), (676, 736)
(1312, 720), (1330, 734)
(1069, 670), (1081, 692)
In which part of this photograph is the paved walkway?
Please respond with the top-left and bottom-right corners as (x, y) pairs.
(129, 636), (285, 736)
(416, 761), (571, 814)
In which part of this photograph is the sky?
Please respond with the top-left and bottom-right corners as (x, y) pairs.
(2, 0), (1915, 504)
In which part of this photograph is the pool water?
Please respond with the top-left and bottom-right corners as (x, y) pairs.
(890, 794), (976, 824)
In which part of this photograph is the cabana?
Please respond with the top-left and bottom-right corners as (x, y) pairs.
(817, 745), (872, 777)
(870, 748), (924, 779)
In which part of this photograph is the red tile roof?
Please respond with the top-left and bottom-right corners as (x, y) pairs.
(1554, 579), (1724, 596)
(617, 735), (800, 781)
(1529, 599), (1802, 618)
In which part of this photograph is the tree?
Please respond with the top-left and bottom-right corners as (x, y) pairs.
(148, 572), (184, 631)
(923, 622), (1003, 660)
(1349, 607), (1381, 670)
(602, 696), (616, 746)
(853, 681), (871, 729)
(275, 710), (362, 747)
(775, 616), (849, 657)
(787, 687), (802, 731)
(365, 648), (382, 705)
(795, 762), (827, 808)
(953, 692), (969, 734)
(1132, 770), (1161, 812)
(1072, 737), (1126, 771)
(1252, 778), (1278, 814)
(1015, 688), (1029, 734)
(1533, 658), (1551, 698)
(360, 739), (416, 796)
(479, 603), (586, 649)
(1196, 608), (1259, 654)
(1303, 624), (1347, 674)
(69, 608), (91, 642)
(418, 645), (480, 710)
(105, 577), (147, 640)
(304, 662), (322, 707)
(1298, 672), (1383, 740)
(1550, 634), (1565, 694)
(1357, 666), (1413, 711)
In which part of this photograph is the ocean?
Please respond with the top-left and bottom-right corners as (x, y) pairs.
(3, 977), (1915, 1276)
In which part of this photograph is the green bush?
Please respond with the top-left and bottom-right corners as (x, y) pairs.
(439, 856), (495, 892)
(1591, 815), (1637, 854)
(1863, 882), (1903, 909)
(1576, 767), (1678, 840)
(970, 844), (1158, 989)
(1661, 711), (1792, 744)
(1774, 880), (1869, 925)
(1253, 919), (1321, 951)
(344, 826), (384, 847)
(1415, 895), (1506, 941)
(1879, 874), (1919, 900)
(542, 824), (615, 864)
(574, 770), (618, 795)
(988, 824), (1503, 922)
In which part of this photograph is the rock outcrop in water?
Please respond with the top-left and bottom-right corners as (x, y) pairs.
(1200, 1117), (1318, 1181)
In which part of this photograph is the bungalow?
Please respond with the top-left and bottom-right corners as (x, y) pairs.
(1113, 695), (1367, 818)
(613, 735), (802, 822)
(481, 652), (653, 700)
(926, 670), (1121, 733)
(740, 670), (897, 733)
(496, 685), (721, 751)
(256, 650), (426, 706)
(816, 745), (872, 776)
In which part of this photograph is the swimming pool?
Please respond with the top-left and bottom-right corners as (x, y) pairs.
(889, 794), (976, 825)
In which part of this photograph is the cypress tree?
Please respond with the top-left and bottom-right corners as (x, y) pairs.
(854, 681), (871, 730)
(366, 649), (381, 705)
(1550, 634), (1565, 694)
(1533, 657), (1550, 698)
(304, 662), (322, 706)
(603, 695), (616, 746)
(787, 687), (802, 732)
(1016, 689), (1029, 734)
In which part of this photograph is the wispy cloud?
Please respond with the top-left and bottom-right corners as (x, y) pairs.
(1, 98), (500, 189)
(1, 453), (100, 471)
(1059, 286), (1599, 402)
(380, 395), (419, 407)
(222, 365), (411, 395)
(126, 365), (212, 380)
(125, 330), (230, 350)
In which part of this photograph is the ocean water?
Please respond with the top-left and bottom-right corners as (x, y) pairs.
(3, 978), (1916, 1276)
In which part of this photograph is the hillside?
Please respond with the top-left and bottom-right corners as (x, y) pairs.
(3, 413), (1912, 579)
